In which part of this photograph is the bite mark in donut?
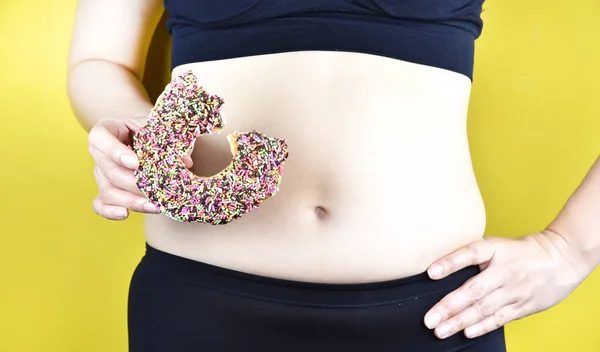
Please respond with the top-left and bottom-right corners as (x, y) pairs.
(132, 71), (289, 225)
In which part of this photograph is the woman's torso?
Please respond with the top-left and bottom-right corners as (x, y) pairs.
(144, 50), (486, 283)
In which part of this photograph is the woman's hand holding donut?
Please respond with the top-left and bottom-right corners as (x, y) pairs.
(87, 116), (194, 220)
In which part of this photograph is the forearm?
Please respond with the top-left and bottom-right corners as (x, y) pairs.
(67, 59), (154, 132)
(546, 154), (600, 271)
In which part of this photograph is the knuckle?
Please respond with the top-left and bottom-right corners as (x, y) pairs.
(129, 196), (143, 211)
(468, 243), (480, 259)
(475, 299), (492, 317)
(101, 189), (115, 205)
(478, 323), (490, 336)
(135, 200), (146, 212)
(507, 263), (523, 278)
(493, 311), (506, 329)
(110, 146), (121, 161)
(519, 299), (533, 314)
(451, 316), (464, 330)
(441, 302), (457, 317)
(441, 257), (455, 271)
(103, 168), (118, 184)
(466, 282), (485, 301)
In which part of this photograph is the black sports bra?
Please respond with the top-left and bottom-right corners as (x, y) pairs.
(165, 0), (485, 80)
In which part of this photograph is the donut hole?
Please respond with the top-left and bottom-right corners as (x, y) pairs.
(188, 134), (233, 177)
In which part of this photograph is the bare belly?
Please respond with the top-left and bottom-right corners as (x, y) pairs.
(144, 51), (486, 283)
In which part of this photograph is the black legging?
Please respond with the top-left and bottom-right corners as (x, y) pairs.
(128, 244), (506, 352)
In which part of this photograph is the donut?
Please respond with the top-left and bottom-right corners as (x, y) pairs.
(132, 71), (289, 225)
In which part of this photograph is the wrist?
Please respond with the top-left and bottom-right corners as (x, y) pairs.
(541, 226), (598, 276)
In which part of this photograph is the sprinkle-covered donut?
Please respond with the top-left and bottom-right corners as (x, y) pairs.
(132, 71), (289, 225)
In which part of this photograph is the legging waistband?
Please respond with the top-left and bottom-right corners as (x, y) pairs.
(142, 243), (479, 308)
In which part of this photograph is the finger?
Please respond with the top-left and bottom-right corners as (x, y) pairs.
(93, 197), (129, 220)
(99, 186), (160, 214)
(463, 304), (518, 339)
(95, 167), (159, 214)
(183, 154), (194, 169)
(91, 148), (145, 196)
(432, 288), (514, 339)
(427, 239), (496, 280)
(424, 267), (504, 329)
(88, 121), (139, 169)
(97, 160), (145, 197)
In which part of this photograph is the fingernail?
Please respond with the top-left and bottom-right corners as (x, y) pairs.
(425, 313), (442, 329)
(143, 202), (160, 213)
(436, 324), (451, 338)
(120, 154), (138, 169)
(428, 264), (444, 278)
(465, 326), (479, 338)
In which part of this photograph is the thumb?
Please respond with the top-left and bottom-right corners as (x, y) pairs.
(427, 239), (495, 279)
(183, 144), (194, 169)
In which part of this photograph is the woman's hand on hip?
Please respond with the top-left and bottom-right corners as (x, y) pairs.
(423, 231), (590, 340)
(87, 116), (194, 220)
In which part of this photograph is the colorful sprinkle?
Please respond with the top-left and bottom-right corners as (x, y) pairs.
(132, 71), (289, 225)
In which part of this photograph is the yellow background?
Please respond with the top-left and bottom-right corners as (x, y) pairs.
(1, 1), (599, 351)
